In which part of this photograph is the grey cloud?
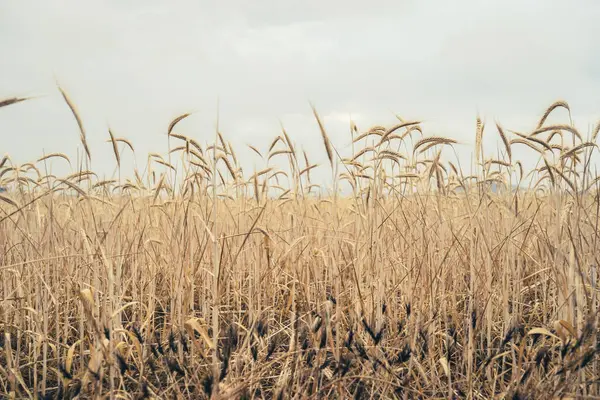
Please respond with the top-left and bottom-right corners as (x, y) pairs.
(1, 1), (599, 184)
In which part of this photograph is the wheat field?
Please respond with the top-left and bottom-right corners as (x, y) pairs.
(1, 94), (600, 399)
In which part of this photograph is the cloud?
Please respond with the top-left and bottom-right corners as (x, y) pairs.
(1, 0), (599, 184)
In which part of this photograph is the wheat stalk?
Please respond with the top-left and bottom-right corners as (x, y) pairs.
(537, 100), (571, 129)
(311, 105), (333, 168)
(108, 128), (120, 168)
(413, 136), (457, 154)
(58, 85), (90, 161)
(0, 96), (32, 109)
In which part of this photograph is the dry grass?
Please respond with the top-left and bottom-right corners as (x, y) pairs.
(1, 96), (600, 399)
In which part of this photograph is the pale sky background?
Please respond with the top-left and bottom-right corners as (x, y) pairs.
(1, 1), (599, 186)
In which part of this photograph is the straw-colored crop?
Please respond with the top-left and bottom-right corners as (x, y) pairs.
(1, 97), (600, 399)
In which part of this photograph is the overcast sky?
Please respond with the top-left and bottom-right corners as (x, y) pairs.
(1, 1), (599, 185)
